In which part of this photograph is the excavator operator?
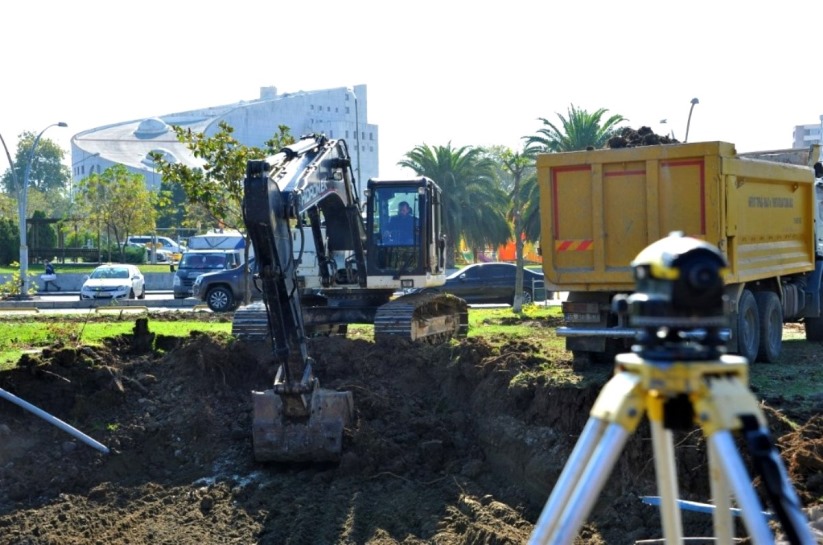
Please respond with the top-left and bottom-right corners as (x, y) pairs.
(384, 201), (416, 245)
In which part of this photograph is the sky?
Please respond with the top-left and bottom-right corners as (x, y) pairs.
(1, 0), (820, 181)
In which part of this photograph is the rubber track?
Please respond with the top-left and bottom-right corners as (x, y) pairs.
(233, 294), (469, 344)
(373, 292), (468, 343)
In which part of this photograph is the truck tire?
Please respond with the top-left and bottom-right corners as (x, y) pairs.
(736, 290), (760, 363)
(206, 286), (235, 313)
(804, 292), (823, 342)
(755, 291), (782, 363)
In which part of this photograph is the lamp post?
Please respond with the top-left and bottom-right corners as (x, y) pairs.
(0, 132), (19, 192)
(684, 98), (699, 143)
(347, 87), (362, 201)
(19, 122), (68, 294)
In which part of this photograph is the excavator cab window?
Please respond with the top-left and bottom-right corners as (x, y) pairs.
(370, 186), (423, 272)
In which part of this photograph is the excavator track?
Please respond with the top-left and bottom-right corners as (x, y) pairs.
(232, 302), (348, 342)
(374, 292), (468, 344)
(232, 302), (269, 341)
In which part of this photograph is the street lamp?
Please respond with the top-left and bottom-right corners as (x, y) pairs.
(19, 122), (68, 294)
(347, 87), (362, 201)
(684, 98), (699, 143)
(0, 132), (19, 192)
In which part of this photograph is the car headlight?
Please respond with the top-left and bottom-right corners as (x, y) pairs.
(173, 275), (181, 287)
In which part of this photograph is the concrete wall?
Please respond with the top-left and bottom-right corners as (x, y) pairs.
(0, 272), (175, 292)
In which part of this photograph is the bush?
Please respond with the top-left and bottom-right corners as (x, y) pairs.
(0, 219), (19, 266)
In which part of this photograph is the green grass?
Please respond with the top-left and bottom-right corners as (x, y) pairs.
(0, 263), (174, 275)
(0, 319), (231, 369)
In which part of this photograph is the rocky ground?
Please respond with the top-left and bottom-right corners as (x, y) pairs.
(0, 317), (821, 545)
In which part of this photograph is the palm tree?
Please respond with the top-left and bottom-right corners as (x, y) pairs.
(523, 104), (626, 154)
(519, 104), (627, 262)
(398, 143), (510, 266)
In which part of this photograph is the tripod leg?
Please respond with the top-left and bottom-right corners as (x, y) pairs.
(709, 431), (776, 545)
(708, 440), (734, 545)
(548, 423), (630, 545)
(649, 416), (684, 543)
(740, 416), (816, 545)
(529, 371), (646, 545)
(528, 417), (608, 544)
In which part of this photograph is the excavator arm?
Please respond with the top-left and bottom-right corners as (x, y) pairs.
(242, 135), (354, 462)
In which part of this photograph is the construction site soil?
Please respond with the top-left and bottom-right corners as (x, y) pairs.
(0, 316), (821, 545)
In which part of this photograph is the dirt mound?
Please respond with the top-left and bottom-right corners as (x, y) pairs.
(0, 324), (820, 544)
(607, 126), (679, 148)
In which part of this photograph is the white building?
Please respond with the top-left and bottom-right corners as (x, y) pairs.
(792, 116), (823, 149)
(70, 84), (377, 196)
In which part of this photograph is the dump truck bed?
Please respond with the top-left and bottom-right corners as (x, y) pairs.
(537, 141), (816, 291)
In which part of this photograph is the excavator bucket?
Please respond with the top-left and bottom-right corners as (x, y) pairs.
(252, 387), (354, 462)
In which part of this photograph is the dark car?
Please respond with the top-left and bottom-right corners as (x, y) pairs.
(191, 258), (261, 312)
(437, 262), (548, 305)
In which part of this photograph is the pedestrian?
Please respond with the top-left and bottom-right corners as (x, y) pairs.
(41, 260), (60, 292)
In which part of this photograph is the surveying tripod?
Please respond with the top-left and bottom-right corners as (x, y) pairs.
(528, 232), (815, 545)
(527, 353), (815, 545)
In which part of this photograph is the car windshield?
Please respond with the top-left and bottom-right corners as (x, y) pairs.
(180, 254), (226, 269)
(90, 267), (130, 280)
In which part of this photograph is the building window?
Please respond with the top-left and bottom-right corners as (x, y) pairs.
(327, 106), (330, 112)
(369, 133), (373, 141)
(346, 106), (350, 114)
(310, 105), (314, 110)
(345, 130), (349, 139)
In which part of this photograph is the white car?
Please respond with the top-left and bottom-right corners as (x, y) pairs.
(80, 264), (146, 300)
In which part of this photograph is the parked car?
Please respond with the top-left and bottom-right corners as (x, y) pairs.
(123, 242), (174, 263)
(173, 249), (245, 299)
(192, 258), (261, 312)
(127, 235), (184, 254)
(80, 264), (146, 301)
(433, 262), (548, 305)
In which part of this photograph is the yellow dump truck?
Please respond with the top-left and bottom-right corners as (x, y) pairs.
(537, 141), (823, 363)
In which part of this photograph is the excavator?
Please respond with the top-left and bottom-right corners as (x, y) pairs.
(241, 134), (468, 462)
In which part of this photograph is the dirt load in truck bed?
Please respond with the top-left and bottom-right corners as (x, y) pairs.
(0, 317), (821, 544)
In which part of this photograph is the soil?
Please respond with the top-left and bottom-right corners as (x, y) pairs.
(0, 318), (821, 545)
(606, 126), (679, 148)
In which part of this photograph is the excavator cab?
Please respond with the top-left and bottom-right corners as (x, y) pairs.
(365, 177), (448, 289)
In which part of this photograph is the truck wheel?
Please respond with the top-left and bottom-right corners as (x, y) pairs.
(804, 292), (823, 341)
(206, 286), (235, 313)
(737, 290), (760, 363)
(755, 291), (782, 363)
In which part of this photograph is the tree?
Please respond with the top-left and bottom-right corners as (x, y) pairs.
(398, 143), (510, 266)
(0, 218), (18, 265)
(523, 104), (626, 153)
(496, 148), (534, 312)
(152, 121), (295, 306)
(151, 121), (294, 232)
(76, 165), (156, 262)
(1, 131), (70, 194)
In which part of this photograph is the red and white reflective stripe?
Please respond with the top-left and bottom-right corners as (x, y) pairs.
(554, 240), (593, 252)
